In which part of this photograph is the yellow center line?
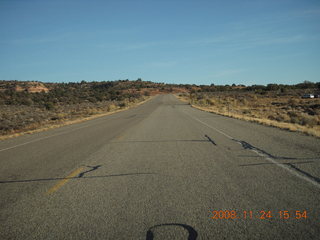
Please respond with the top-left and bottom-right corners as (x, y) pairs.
(46, 167), (85, 195)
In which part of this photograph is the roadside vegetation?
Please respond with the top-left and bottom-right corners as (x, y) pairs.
(178, 81), (320, 137)
(1, 79), (319, 139)
(0, 79), (186, 138)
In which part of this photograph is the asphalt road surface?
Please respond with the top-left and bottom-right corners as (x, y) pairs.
(0, 94), (319, 240)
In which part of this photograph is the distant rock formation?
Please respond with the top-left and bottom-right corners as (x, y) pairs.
(0, 81), (49, 93)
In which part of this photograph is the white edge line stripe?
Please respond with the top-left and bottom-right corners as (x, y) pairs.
(252, 150), (320, 188)
(184, 111), (233, 139)
(184, 110), (320, 189)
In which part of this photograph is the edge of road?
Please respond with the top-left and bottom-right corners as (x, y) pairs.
(175, 94), (320, 139)
(0, 95), (156, 141)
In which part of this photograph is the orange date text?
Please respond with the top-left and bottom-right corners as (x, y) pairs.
(210, 210), (307, 220)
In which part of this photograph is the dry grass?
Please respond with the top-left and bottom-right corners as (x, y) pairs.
(0, 96), (152, 140)
(177, 93), (320, 138)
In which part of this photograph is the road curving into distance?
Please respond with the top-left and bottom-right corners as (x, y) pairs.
(0, 94), (319, 239)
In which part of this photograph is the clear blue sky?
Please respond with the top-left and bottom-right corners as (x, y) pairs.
(1, 0), (319, 85)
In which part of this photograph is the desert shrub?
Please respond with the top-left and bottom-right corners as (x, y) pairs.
(288, 111), (298, 118)
(239, 98), (248, 106)
(268, 115), (276, 121)
(300, 117), (317, 127)
(270, 113), (289, 122)
(290, 117), (300, 124)
(289, 113), (300, 124)
(196, 94), (205, 101)
(198, 99), (206, 105)
(118, 102), (127, 108)
(288, 98), (299, 107)
(206, 98), (215, 105)
(44, 102), (54, 110)
(304, 108), (316, 116)
(275, 116), (284, 122)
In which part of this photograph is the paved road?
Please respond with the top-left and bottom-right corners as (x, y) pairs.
(0, 94), (319, 239)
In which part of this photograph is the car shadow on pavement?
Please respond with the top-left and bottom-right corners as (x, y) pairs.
(146, 223), (198, 240)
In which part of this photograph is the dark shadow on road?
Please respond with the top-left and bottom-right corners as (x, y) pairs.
(285, 163), (320, 183)
(0, 173), (155, 184)
(240, 161), (320, 183)
(78, 165), (101, 178)
(110, 139), (214, 144)
(232, 139), (315, 160)
(204, 135), (217, 145)
(234, 138), (320, 184)
(146, 223), (198, 240)
(170, 103), (189, 106)
(238, 155), (320, 161)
